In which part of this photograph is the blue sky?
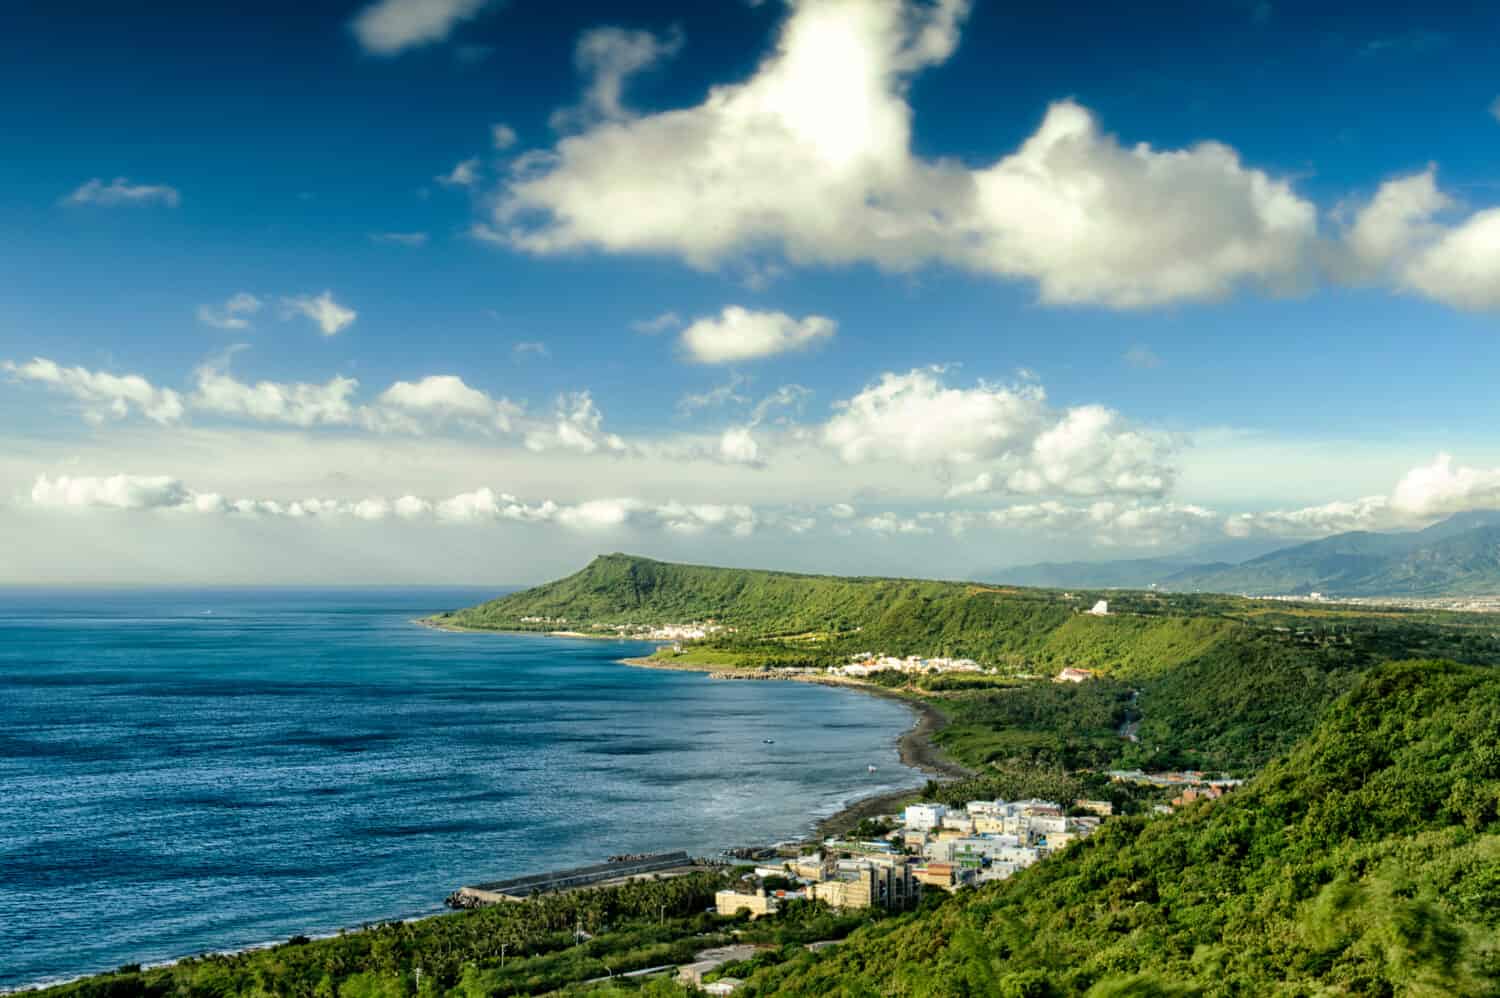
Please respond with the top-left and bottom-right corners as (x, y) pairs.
(3, 0), (1499, 584)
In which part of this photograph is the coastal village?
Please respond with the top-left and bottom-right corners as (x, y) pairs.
(448, 794), (1120, 994)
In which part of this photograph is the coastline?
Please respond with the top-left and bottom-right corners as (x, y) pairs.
(615, 653), (973, 839)
(419, 622), (970, 859)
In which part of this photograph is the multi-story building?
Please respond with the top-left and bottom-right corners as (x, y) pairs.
(807, 856), (918, 911)
(715, 888), (779, 919)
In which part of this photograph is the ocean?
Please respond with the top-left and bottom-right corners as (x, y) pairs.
(0, 588), (922, 990)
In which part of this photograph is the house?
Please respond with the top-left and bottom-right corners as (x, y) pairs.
(902, 803), (947, 830)
(1055, 667), (1096, 683)
(1088, 599), (1110, 616)
(705, 979), (743, 995)
(807, 856), (919, 911)
(714, 888), (778, 919)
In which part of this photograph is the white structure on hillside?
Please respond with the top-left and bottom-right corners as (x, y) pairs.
(902, 803), (947, 831)
(1088, 600), (1110, 616)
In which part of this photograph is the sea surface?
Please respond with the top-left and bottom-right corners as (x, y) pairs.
(0, 588), (922, 990)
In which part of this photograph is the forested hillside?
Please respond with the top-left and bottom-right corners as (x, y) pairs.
(745, 661), (1500, 996)
(442, 554), (1500, 775)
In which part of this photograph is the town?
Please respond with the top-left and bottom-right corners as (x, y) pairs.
(713, 795), (1111, 925)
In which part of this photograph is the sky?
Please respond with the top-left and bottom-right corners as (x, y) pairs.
(3, 0), (1500, 585)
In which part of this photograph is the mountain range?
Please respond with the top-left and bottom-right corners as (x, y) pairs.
(996, 509), (1500, 596)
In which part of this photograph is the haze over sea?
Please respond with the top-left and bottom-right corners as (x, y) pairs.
(0, 588), (921, 990)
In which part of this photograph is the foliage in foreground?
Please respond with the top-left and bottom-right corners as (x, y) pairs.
(743, 660), (1500, 995)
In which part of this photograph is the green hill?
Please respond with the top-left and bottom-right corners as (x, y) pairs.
(744, 659), (1500, 995)
(443, 555), (1500, 777)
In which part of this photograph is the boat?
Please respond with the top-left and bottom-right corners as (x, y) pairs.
(867, 764), (877, 773)
(763, 738), (775, 744)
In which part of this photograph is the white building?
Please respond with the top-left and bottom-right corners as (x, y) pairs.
(1088, 600), (1110, 616)
(902, 803), (948, 831)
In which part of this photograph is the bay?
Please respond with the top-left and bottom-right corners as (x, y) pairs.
(0, 588), (920, 989)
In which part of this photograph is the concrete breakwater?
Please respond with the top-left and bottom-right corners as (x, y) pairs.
(446, 851), (703, 908)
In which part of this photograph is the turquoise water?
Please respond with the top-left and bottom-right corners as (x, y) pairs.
(0, 589), (921, 989)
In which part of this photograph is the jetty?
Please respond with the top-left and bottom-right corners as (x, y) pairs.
(447, 851), (701, 907)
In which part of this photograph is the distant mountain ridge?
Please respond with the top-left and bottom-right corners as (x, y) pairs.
(994, 510), (1500, 597)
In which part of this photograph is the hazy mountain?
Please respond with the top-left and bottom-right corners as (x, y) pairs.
(988, 556), (1223, 590)
(1165, 510), (1500, 596)
(994, 511), (1500, 597)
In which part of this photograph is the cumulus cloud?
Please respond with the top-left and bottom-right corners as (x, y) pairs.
(987, 499), (1218, 547)
(196, 292), (264, 330)
(679, 306), (837, 364)
(550, 26), (683, 130)
(825, 367), (1175, 500)
(31, 474), (190, 510)
(28, 474), (763, 539)
(718, 426), (761, 465)
(1338, 167), (1500, 311)
(3, 358), (184, 424)
(373, 374), (521, 433)
(1006, 405), (1176, 497)
(497, 0), (1315, 308)
(523, 391), (626, 454)
(282, 292), (357, 335)
(64, 177), (181, 208)
(192, 367), (361, 428)
(350, 0), (497, 55)
(824, 367), (1047, 465)
(1223, 454), (1500, 539)
(438, 157), (481, 187)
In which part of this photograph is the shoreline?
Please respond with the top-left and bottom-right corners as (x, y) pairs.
(615, 653), (973, 839)
(420, 619), (973, 841)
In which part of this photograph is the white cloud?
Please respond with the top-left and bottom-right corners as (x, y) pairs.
(986, 499), (1218, 547)
(31, 474), (190, 510)
(1223, 496), (1390, 539)
(679, 306), (836, 364)
(1390, 453), (1500, 517)
(826, 368), (1175, 500)
(718, 426), (760, 465)
(1222, 454), (1500, 539)
(550, 26), (683, 130)
(64, 177), (181, 208)
(497, 0), (1315, 308)
(491, 123), (518, 150)
(438, 157), (481, 187)
(523, 391), (625, 454)
(373, 374), (520, 433)
(1340, 167), (1500, 311)
(196, 292), (264, 330)
(631, 311), (682, 335)
(1008, 405), (1176, 497)
(1491, 96), (1500, 123)
(1123, 344), (1161, 369)
(371, 231), (430, 246)
(512, 341), (550, 360)
(3, 358), (184, 425)
(350, 0), (496, 55)
(192, 368), (361, 427)
(282, 292), (357, 336)
(824, 367), (1046, 465)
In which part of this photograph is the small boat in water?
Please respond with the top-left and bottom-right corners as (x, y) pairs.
(867, 764), (878, 773)
(763, 738), (776, 744)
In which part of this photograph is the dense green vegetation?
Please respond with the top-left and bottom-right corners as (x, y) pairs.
(442, 554), (1500, 776)
(42, 557), (1500, 996)
(740, 661), (1500, 995)
(43, 873), (733, 998)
